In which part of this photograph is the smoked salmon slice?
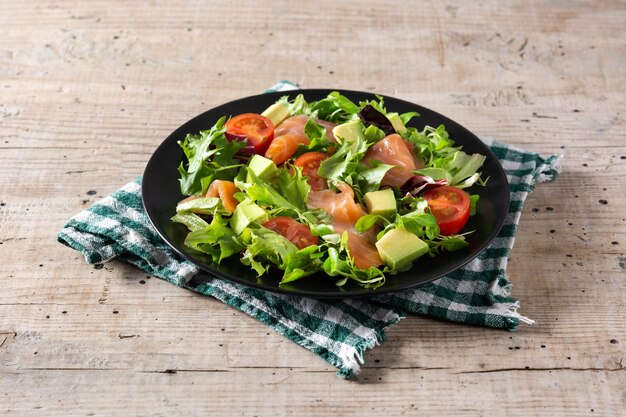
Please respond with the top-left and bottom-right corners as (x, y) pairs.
(205, 180), (239, 213)
(308, 181), (382, 268)
(275, 115), (337, 142)
(343, 228), (383, 270)
(362, 134), (423, 187)
(264, 133), (310, 165)
(308, 181), (367, 225)
(266, 115), (339, 165)
(314, 118), (338, 142)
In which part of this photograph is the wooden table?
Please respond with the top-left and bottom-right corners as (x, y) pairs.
(1, 1), (624, 415)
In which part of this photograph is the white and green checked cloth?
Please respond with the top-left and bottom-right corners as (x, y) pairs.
(58, 81), (561, 377)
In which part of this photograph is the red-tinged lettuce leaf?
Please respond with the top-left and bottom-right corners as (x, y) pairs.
(358, 104), (395, 136)
(401, 175), (448, 196)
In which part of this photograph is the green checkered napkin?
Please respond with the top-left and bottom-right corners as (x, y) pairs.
(57, 81), (561, 377)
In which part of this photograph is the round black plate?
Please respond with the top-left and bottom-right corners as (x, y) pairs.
(142, 89), (509, 299)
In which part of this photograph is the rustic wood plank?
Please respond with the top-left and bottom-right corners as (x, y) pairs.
(2, 367), (624, 416)
(1, 0), (624, 415)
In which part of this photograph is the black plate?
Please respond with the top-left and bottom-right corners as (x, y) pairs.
(142, 89), (509, 299)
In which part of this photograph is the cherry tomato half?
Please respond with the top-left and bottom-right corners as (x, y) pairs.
(225, 113), (274, 155)
(423, 186), (471, 236)
(262, 216), (318, 249)
(294, 152), (329, 191)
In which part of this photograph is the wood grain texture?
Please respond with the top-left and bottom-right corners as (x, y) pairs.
(1, 0), (625, 416)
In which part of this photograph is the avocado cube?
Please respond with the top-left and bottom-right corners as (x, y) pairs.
(364, 189), (397, 218)
(261, 103), (290, 127)
(230, 203), (268, 235)
(386, 112), (407, 134)
(332, 120), (364, 144)
(375, 228), (429, 270)
(248, 154), (278, 181)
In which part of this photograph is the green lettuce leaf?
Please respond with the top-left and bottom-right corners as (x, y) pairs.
(294, 117), (334, 156)
(322, 232), (386, 288)
(178, 116), (246, 195)
(469, 194), (480, 216)
(278, 94), (311, 116)
(236, 164), (328, 225)
(176, 197), (228, 216)
(317, 136), (369, 182)
(399, 111), (420, 125)
(378, 198), (439, 240)
(240, 227), (299, 276)
(363, 124), (386, 143)
(354, 213), (389, 233)
(309, 91), (360, 123)
(240, 227), (323, 283)
(448, 152), (486, 185)
(184, 214), (244, 263)
(171, 212), (209, 232)
(403, 124), (485, 188)
(273, 166), (311, 212)
(412, 167), (452, 182)
(242, 168), (301, 215)
(358, 95), (387, 116)
(430, 235), (469, 253)
(357, 163), (394, 195)
(281, 245), (325, 284)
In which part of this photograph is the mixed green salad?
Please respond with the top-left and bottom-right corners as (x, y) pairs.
(173, 92), (487, 288)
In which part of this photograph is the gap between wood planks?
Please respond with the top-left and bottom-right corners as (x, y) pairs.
(14, 364), (625, 374)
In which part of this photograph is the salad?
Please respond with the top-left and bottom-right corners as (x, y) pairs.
(173, 92), (486, 289)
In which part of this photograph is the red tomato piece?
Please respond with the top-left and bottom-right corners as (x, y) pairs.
(423, 186), (471, 236)
(225, 113), (274, 154)
(293, 152), (329, 191)
(262, 216), (318, 249)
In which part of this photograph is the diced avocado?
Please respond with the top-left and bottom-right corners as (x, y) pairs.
(375, 228), (429, 270)
(386, 112), (407, 134)
(261, 103), (290, 126)
(230, 203), (268, 235)
(363, 189), (397, 218)
(332, 120), (364, 144)
(248, 154), (277, 181)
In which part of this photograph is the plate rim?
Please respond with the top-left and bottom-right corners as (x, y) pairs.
(142, 88), (510, 299)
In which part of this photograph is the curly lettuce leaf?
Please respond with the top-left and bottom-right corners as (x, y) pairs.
(183, 214), (244, 263)
(363, 124), (386, 143)
(404, 124), (485, 188)
(278, 94), (311, 116)
(240, 227), (298, 276)
(309, 91), (360, 123)
(237, 168), (300, 215)
(448, 153), (486, 187)
(358, 95), (387, 116)
(273, 166), (311, 212)
(317, 136), (369, 182)
(294, 117), (334, 156)
(178, 117), (246, 195)
(281, 245), (326, 284)
(429, 235), (469, 254)
(236, 165), (328, 225)
(240, 227), (322, 283)
(322, 233), (386, 289)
